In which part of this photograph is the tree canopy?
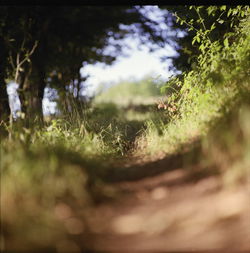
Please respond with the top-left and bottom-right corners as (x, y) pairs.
(0, 6), (177, 124)
(159, 5), (245, 72)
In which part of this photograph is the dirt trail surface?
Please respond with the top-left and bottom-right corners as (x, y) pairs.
(82, 150), (250, 252)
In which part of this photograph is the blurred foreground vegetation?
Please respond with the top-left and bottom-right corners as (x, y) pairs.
(1, 5), (250, 252)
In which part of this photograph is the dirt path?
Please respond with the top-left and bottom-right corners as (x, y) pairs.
(81, 148), (250, 252)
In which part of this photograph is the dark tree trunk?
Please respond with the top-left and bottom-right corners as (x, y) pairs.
(0, 37), (11, 123)
(17, 48), (46, 126)
(30, 65), (46, 124)
(28, 32), (47, 124)
(17, 61), (46, 126)
(0, 75), (10, 123)
(18, 62), (31, 117)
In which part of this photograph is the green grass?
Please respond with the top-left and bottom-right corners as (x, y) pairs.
(1, 81), (167, 250)
(94, 76), (164, 106)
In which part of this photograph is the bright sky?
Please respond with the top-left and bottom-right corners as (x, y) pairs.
(79, 12), (180, 98)
(81, 5), (180, 97)
(81, 41), (176, 97)
(44, 45), (176, 115)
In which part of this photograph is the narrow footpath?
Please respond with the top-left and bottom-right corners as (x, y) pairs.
(81, 146), (250, 252)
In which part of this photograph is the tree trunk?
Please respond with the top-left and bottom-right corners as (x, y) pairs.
(17, 61), (35, 129)
(0, 75), (10, 123)
(18, 61), (46, 126)
(30, 65), (46, 124)
(18, 62), (31, 118)
(0, 37), (11, 123)
(27, 34), (47, 124)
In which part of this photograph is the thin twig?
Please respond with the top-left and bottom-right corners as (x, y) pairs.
(14, 40), (38, 83)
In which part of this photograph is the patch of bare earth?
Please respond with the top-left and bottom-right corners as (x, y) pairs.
(82, 150), (250, 252)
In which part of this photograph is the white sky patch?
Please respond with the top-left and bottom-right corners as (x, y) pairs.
(7, 82), (21, 117)
(7, 83), (58, 116)
(81, 41), (176, 97)
(43, 97), (57, 115)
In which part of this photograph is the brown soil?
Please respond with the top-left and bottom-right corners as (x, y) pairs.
(82, 147), (250, 252)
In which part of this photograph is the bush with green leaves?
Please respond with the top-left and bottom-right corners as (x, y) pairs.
(139, 6), (250, 156)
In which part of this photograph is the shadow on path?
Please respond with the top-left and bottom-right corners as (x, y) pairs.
(101, 141), (217, 185)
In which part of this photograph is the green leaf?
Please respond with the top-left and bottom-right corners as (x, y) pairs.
(218, 19), (224, 24)
(207, 7), (213, 16)
(210, 23), (216, 31)
(224, 38), (229, 47)
(232, 9), (238, 16)
(220, 6), (226, 11)
(227, 8), (232, 17)
(199, 44), (205, 53)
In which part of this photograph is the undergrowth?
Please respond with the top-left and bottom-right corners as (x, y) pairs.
(135, 6), (250, 184)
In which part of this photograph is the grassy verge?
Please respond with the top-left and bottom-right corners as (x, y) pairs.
(1, 79), (166, 250)
(135, 12), (250, 185)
